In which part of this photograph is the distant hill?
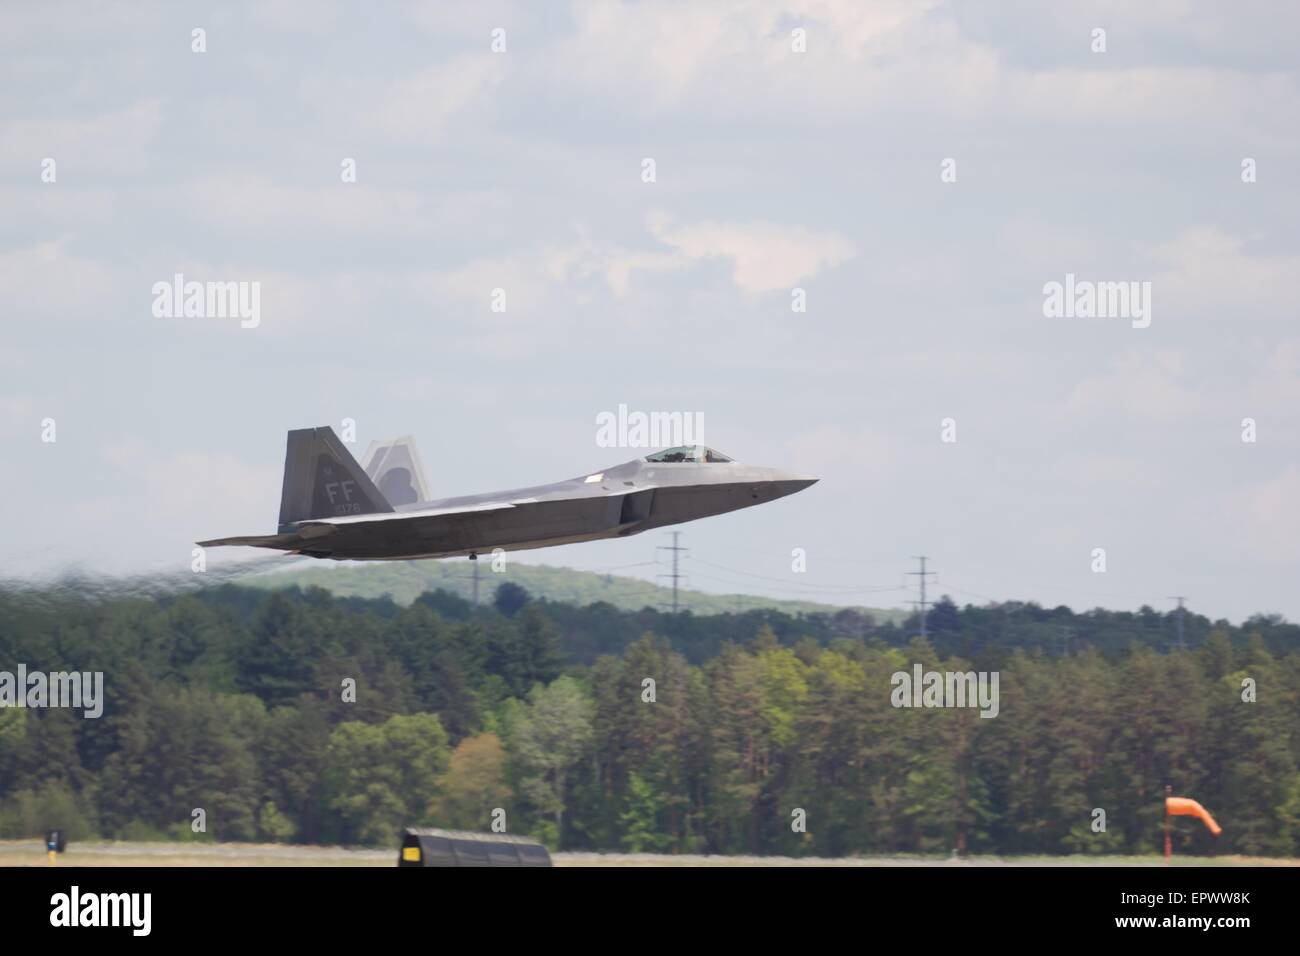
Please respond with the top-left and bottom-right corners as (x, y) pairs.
(245, 559), (909, 622)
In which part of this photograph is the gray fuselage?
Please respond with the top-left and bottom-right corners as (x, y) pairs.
(293, 458), (815, 561)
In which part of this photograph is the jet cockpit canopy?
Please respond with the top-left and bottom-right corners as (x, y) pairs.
(644, 446), (733, 464)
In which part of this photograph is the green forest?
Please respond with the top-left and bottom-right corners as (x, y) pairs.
(1, 578), (1298, 857)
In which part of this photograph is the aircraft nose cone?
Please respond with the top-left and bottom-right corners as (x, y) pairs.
(773, 475), (819, 498)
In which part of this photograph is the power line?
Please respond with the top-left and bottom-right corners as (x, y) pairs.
(687, 557), (902, 593)
(935, 581), (1000, 604)
(589, 560), (659, 573)
(684, 569), (909, 600)
(806, 554), (903, 567)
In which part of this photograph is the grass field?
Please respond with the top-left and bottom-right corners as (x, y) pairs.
(2, 840), (1296, 867)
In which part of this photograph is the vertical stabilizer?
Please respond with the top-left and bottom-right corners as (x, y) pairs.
(361, 435), (430, 506)
(278, 427), (394, 530)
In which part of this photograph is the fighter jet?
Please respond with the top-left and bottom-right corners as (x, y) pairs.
(198, 426), (817, 561)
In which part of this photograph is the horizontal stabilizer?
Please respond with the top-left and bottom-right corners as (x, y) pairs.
(196, 532), (311, 550)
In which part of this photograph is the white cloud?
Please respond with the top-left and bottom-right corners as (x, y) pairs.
(414, 214), (855, 330)
(0, 394), (37, 440)
(137, 256), (389, 335)
(158, 175), (507, 235)
(0, 99), (162, 174)
(80, 443), (280, 559)
(1052, 454), (1159, 488)
(402, 0), (538, 38)
(252, 0), (345, 33)
(1148, 228), (1300, 320)
(1220, 464), (1300, 563)
(1064, 350), (1206, 421)
(539, 0), (1294, 135)
(294, 53), (508, 149)
(1246, 340), (1300, 410)
(647, 213), (854, 293)
(0, 239), (118, 312)
(374, 55), (508, 144)
(0, 186), (116, 227)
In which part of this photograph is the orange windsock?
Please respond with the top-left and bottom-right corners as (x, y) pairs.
(1166, 797), (1222, 836)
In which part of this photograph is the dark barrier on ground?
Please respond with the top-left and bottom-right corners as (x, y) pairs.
(398, 828), (552, 867)
(45, 830), (66, 866)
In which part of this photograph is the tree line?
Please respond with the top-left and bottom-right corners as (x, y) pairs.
(1, 579), (1297, 856)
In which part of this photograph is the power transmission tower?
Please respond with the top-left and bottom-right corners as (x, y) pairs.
(657, 531), (688, 613)
(1168, 595), (1188, 649)
(461, 553), (483, 606)
(907, 555), (935, 639)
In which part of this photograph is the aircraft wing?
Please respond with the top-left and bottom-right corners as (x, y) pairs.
(202, 502), (522, 550)
(300, 501), (516, 527)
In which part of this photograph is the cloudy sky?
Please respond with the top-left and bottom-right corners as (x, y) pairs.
(3, 1), (1297, 622)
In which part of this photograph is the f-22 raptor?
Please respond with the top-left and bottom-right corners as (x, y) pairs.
(199, 427), (817, 561)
